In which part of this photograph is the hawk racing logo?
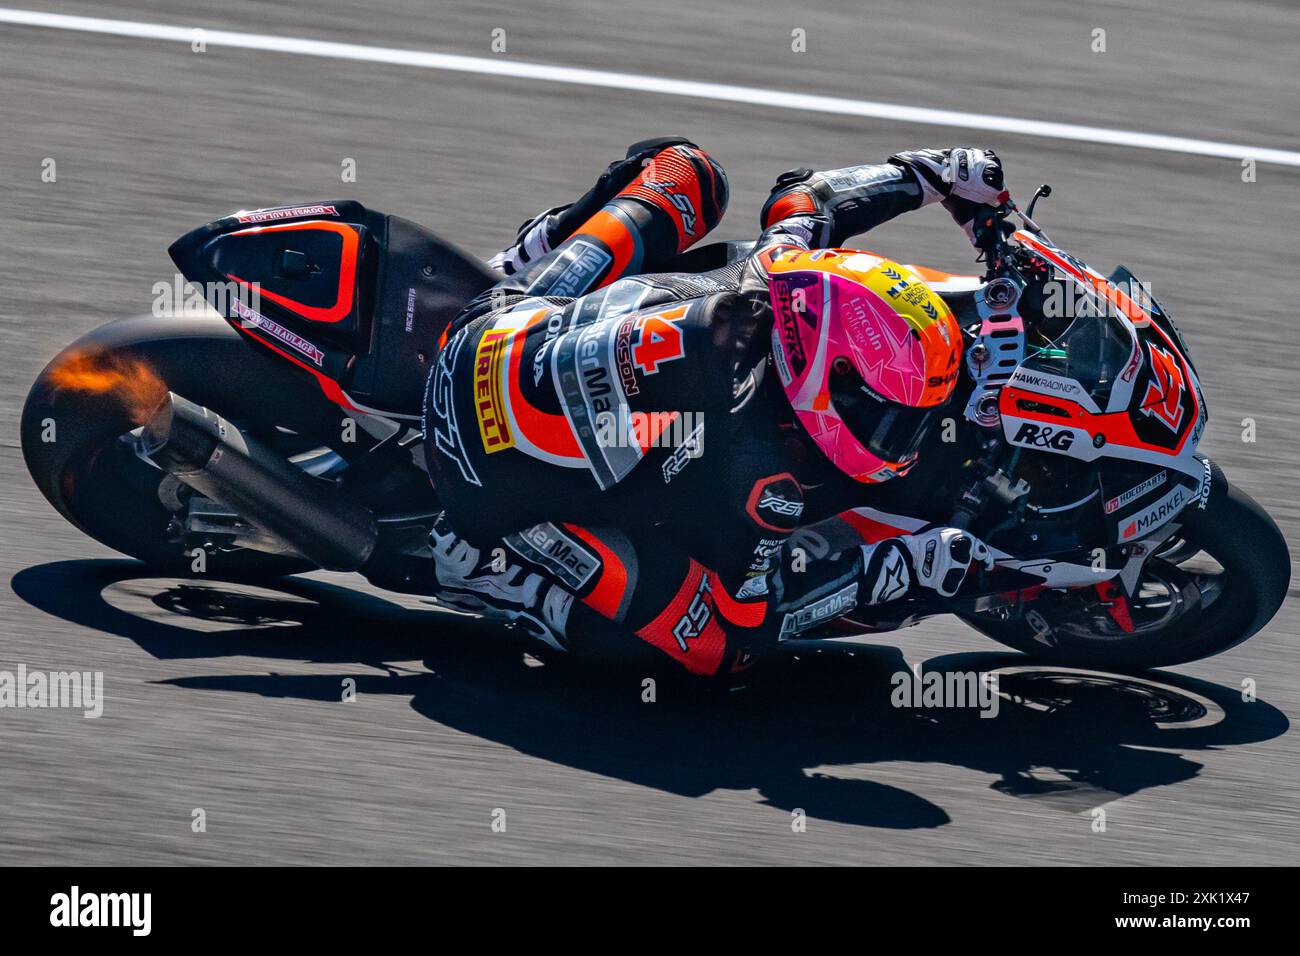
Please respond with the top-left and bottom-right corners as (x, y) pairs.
(473, 329), (514, 453)
(1140, 343), (1186, 432)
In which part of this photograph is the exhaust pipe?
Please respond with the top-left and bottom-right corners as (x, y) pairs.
(140, 392), (377, 571)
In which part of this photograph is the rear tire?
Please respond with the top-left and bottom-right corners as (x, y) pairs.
(21, 314), (350, 577)
(960, 468), (1290, 670)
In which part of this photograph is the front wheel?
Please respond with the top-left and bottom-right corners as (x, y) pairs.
(960, 467), (1290, 670)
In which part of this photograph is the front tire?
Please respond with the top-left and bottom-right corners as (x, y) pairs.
(961, 468), (1290, 670)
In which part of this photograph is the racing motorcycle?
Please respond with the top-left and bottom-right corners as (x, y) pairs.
(20, 188), (1290, 671)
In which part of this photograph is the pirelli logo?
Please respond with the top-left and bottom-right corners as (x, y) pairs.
(474, 328), (514, 453)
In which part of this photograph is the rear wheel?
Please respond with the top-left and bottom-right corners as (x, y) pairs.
(960, 467), (1290, 670)
(21, 314), (352, 577)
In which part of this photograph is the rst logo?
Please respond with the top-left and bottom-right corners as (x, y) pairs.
(672, 574), (713, 651)
(1011, 421), (1076, 451)
(641, 180), (698, 236)
(757, 489), (804, 518)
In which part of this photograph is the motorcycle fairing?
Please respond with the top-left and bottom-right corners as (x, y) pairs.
(169, 200), (498, 419)
(997, 231), (1206, 480)
(220, 219), (365, 329)
(1094, 460), (1205, 545)
(903, 264), (983, 294)
(1012, 231), (1152, 329)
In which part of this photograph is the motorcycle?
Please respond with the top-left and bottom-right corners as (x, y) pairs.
(20, 188), (1290, 671)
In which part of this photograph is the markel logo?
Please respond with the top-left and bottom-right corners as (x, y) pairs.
(1120, 484), (1188, 540)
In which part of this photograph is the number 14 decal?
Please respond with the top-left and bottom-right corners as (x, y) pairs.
(632, 306), (687, 375)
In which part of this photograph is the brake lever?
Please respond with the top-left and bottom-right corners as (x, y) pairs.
(1020, 183), (1052, 230)
(971, 204), (1016, 280)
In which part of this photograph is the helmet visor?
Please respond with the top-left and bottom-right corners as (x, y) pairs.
(829, 361), (937, 463)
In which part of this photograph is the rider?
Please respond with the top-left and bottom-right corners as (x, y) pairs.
(422, 138), (1004, 677)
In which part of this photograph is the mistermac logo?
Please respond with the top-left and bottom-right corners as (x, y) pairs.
(1140, 343), (1186, 432)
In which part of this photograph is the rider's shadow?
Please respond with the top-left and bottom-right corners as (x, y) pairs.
(12, 560), (1289, 831)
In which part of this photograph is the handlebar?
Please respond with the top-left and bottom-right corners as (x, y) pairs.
(971, 203), (1017, 280)
(971, 184), (1054, 281)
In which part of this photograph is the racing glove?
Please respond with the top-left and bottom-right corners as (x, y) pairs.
(890, 147), (1010, 245)
(860, 526), (995, 602)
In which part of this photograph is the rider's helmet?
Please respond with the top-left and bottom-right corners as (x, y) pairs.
(767, 249), (962, 482)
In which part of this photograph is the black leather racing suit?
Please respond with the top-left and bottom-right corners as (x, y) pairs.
(423, 143), (966, 676)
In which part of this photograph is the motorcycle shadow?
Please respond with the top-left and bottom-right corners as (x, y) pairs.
(13, 560), (1290, 831)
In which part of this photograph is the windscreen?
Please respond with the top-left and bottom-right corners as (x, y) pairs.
(1021, 291), (1137, 407)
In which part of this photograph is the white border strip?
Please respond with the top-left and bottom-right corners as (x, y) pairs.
(4, 7), (1299, 168)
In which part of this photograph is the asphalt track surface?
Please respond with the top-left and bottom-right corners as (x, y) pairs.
(1, 1), (1297, 865)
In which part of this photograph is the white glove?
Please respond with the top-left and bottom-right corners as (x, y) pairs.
(942, 147), (1008, 206)
(899, 526), (994, 598)
(858, 526), (993, 604)
(892, 147), (1009, 207)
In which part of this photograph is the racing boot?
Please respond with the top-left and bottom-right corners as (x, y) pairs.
(488, 136), (729, 278)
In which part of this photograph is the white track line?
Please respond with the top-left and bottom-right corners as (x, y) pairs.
(3, 7), (1298, 168)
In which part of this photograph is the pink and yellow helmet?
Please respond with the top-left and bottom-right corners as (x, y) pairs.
(768, 248), (962, 482)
